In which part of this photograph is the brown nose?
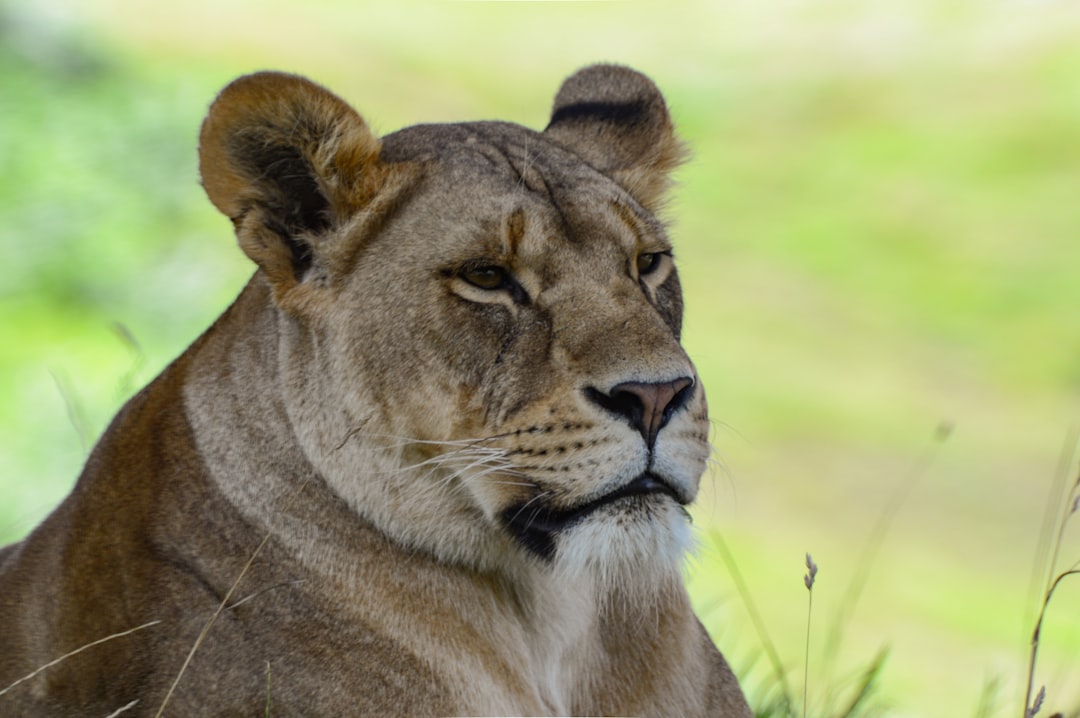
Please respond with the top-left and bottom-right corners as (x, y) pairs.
(585, 378), (694, 449)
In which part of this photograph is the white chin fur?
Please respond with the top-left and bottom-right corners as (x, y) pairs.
(550, 498), (691, 603)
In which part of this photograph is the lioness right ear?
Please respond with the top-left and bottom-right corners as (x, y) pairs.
(543, 64), (687, 214)
(199, 72), (385, 295)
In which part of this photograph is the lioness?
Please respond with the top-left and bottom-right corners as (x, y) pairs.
(0, 65), (749, 716)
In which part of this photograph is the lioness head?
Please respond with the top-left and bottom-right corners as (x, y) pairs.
(198, 65), (708, 596)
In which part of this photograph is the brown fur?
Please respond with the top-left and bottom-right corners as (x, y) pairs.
(0, 65), (749, 716)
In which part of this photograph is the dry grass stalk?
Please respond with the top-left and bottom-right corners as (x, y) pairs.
(803, 553), (818, 718)
(0, 620), (161, 698)
(1023, 455), (1080, 718)
(710, 532), (796, 710)
(153, 529), (275, 717)
(820, 423), (951, 709)
(154, 475), (314, 717)
(104, 699), (139, 717)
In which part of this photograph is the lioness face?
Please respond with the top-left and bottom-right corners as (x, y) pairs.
(199, 67), (708, 587)
(343, 135), (707, 571)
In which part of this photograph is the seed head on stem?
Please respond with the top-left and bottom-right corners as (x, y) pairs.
(805, 553), (818, 591)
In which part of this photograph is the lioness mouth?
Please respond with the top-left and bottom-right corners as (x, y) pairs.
(501, 473), (683, 559)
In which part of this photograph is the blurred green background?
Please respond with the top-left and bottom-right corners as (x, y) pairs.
(1, 0), (1078, 714)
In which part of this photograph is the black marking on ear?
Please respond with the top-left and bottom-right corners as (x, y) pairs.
(548, 100), (649, 128)
(231, 132), (332, 279)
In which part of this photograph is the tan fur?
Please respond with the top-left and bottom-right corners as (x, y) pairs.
(0, 66), (749, 716)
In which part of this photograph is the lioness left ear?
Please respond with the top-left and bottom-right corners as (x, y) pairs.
(199, 71), (387, 296)
(543, 64), (687, 213)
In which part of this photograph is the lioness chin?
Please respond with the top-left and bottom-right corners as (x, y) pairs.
(0, 65), (749, 716)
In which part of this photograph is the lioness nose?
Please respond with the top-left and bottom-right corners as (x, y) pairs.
(586, 378), (694, 449)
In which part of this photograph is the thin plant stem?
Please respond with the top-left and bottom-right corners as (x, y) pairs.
(0, 620), (161, 698)
(1023, 447), (1080, 718)
(1044, 476), (1080, 600)
(105, 700), (139, 718)
(803, 589), (813, 718)
(154, 476), (313, 717)
(154, 529), (275, 717)
(822, 423), (950, 707)
(803, 553), (818, 718)
(711, 532), (795, 707)
(1024, 565), (1080, 716)
(1035, 431), (1079, 603)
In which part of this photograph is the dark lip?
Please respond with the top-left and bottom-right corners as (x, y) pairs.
(501, 472), (683, 560)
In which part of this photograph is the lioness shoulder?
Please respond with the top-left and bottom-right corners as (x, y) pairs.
(0, 65), (750, 717)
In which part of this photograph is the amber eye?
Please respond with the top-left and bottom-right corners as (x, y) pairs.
(636, 252), (663, 276)
(462, 265), (509, 291)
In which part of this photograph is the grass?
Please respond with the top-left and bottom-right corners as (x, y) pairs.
(711, 530), (888, 717)
(1024, 457), (1080, 717)
(706, 445), (1080, 717)
(803, 553), (818, 717)
(0, 620), (162, 700)
(2, 0), (1079, 714)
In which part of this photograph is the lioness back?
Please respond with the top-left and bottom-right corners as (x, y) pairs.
(0, 65), (750, 717)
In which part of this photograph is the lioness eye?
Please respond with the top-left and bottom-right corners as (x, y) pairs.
(462, 266), (509, 291)
(636, 252), (662, 276)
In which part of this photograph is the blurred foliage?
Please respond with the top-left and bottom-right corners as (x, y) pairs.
(0, 6), (250, 535)
(1, 0), (1079, 714)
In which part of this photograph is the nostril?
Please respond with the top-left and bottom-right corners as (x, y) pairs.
(660, 377), (695, 423)
(585, 377), (694, 448)
(585, 386), (647, 434)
